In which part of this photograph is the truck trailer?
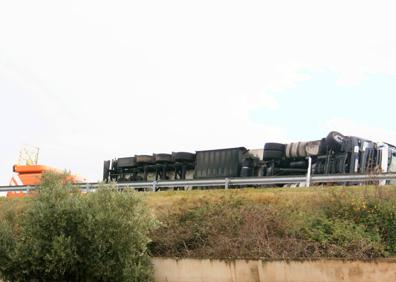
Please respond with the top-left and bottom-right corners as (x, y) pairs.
(103, 131), (396, 185)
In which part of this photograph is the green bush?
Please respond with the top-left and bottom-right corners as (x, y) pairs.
(149, 188), (396, 260)
(321, 188), (396, 255)
(292, 213), (385, 258)
(0, 173), (156, 282)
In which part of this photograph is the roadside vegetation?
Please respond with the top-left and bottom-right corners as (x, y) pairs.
(0, 173), (155, 282)
(1, 181), (396, 281)
(148, 186), (396, 260)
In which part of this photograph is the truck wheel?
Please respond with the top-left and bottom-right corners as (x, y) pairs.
(135, 155), (155, 164)
(297, 142), (307, 157)
(286, 142), (308, 158)
(117, 157), (136, 168)
(285, 143), (292, 158)
(263, 149), (284, 160)
(290, 143), (299, 158)
(264, 143), (286, 151)
(155, 153), (173, 163)
(326, 131), (345, 151)
(172, 152), (195, 162)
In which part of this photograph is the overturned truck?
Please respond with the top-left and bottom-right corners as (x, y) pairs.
(103, 131), (396, 183)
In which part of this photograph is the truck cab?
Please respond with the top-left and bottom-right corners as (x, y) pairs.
(377, 143), (396, 184)
(262, 132), (396, 182)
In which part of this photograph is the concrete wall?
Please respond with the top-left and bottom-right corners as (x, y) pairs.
(153, 258), (396, 282)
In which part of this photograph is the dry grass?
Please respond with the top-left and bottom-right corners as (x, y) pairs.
(2, 185), (396, 260)
(145, 185), (395, 214)
(147, 185), (396, 260)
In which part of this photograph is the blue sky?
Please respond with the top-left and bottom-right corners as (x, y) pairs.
(1, 0), (396, 184)
(250, 71), (396, 141)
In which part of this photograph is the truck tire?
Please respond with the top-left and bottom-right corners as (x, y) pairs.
(264, 143), (286, 152)
(155, 153), (173, 163)
(326, 131), (345, 151)
(172, 152), (195, 162)
(297, 142), (307, 157)
(285, 143), (292, 158)
(135, 155), (155, 164)
(263, 149), (284, 160)
(290, 143), (299, 158)
(286, 142), (308, 158)
(117, 157), (136, 168)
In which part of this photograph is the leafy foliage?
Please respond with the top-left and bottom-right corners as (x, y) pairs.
(149, 187), (396, 260)
(0, 173), (155, 282)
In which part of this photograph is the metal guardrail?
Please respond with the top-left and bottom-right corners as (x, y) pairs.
(1, 173), (396, 193)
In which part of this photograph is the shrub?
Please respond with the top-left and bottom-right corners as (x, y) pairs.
(149, 188), (395, 260)
(292, 213), (385, 259)
(0, 173), (156, 282)
(149, 195), (319, 259)
(321, 187), (396, 255)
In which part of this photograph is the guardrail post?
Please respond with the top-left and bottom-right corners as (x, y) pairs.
(26, 186), (30, 195)
(225, 178), (230, 190)
(152, 181), (158, 192)
(306, 157), (312, 187)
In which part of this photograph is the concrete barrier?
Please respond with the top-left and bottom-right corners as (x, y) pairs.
(153, 258), (396, 282)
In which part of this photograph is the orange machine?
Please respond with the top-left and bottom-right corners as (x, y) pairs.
(9, 165), (84, 186)
(5, 147), (85, 199)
